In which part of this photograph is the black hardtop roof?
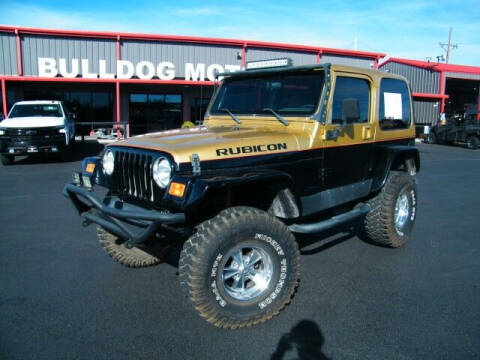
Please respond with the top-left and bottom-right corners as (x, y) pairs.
(217, 63), (329, 79)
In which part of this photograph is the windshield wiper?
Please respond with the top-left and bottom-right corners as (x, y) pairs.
(220, 108), (241, 124)
(261, 108), (289, 126)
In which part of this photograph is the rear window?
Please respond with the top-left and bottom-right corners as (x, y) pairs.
(9, 104), (63, 118)
(379, 79), (412, 130)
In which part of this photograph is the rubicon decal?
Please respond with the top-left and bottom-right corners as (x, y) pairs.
(216, 143), (287, 156)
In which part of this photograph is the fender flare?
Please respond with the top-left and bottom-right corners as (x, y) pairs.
(181, 169), (301, 213)
(371, 146), (420, 193)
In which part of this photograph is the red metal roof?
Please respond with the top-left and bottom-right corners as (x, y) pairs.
(0, 24), (386, 60)
(379, 57), (480, 75)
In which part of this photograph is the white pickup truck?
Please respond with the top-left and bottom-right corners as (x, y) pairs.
(0, 100), (75, 165)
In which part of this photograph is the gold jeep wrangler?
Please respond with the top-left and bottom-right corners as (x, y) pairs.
(64, 62), (419, 329)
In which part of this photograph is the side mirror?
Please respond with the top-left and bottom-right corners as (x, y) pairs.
(341, 98), (360, 125)
(68, 113), (76, 121)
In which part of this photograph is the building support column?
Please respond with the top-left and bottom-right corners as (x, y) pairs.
(316, 50), (322, 64)
(241, 43), (247, 69)
(477, 87), (480, 121)
(116, 81), (121, 139)
(439, 71), (446, 113)
(15, 29), (23, 76)
(116, 35), (122, 139)
(1, 79), (7, 117)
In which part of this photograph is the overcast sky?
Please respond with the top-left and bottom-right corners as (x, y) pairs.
(0, 0), (478, 66)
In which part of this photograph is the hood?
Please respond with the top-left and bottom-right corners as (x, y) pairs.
(111, 125), (308, 163)
(0, 116), (65, 128)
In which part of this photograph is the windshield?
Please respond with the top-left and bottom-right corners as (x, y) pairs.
(210, 70), (324, 117)
(9, 104), (63, 118)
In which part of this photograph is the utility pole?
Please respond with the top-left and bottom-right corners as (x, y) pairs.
(439, 27), (458, 63)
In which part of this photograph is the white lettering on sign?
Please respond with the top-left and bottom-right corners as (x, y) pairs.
(136, 61), (155, 80)
(185, 63), (205, 81)
(38, 58), (58, 77)
(59, 58), (79, 78)
(37, 57), (239, 81)
(81, 59), (98, 78)
(157, 62), (175, 80)
(117, 60), (135, 79)
(99, 59), (114, 79)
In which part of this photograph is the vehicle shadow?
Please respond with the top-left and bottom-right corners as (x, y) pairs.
(295, 217), (363, 255)
(11, 140), (105, 165)
(163, 217), (366, 269)
(271, 319), (330, 360)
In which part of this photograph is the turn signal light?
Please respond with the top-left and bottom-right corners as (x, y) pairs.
(168, 182), (186, 197)
(85, 163), (95, 174)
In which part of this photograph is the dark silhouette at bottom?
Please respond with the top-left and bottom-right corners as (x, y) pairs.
(271, 320), (330, 360)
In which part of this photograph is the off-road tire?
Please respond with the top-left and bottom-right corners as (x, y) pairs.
(1, 154), (14, 165)
(425, 132), (436, 144)
(97, 227), (164, 268)
(364, 171), (417, 248)
(179, 206), (300, 329)
(466, 136), (479, 150)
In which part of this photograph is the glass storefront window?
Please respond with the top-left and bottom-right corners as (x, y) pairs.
(149, 94), (164, 103)
(166, 94), (182, 104)
(130, 94), (148, 103)
(191, 98), (211, 124)
(129, 93), (183, 135)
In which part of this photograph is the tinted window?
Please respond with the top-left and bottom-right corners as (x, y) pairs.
(379, 78), (411, 130)
(9, 104), (63, 118)
(331, 77), (370, 124)
(211, 71), (324, 116)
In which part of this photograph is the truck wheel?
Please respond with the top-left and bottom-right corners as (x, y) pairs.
(60, 140), (76, 161)
(1, 154), (14, 165)
(466, 136), (479, 150)
(179, 207), (300, 329)
(97, 227), (164, 268)
(425, 132), (436, 144)
(364, 171), (417, 248)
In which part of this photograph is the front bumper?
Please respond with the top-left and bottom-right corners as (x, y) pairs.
(0, 136), (66, 155)
(63, 183), (186, 244)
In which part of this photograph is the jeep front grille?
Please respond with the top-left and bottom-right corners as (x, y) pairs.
(112, 150), (158, 203)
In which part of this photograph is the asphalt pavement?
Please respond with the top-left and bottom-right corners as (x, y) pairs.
(1, 142), (479, 359)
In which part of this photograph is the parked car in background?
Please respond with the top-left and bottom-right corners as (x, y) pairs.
(0, 100), (76, 165)
(425, 110), (480, 149)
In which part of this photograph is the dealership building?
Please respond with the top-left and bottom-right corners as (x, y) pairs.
(0, 25), (479, 137)
(379, 58), (480, 130)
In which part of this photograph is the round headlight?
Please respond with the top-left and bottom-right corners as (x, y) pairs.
(102, 149), (115, 175)
(152, 157), (171, 188)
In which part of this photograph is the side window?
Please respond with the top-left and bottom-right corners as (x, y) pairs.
(379, 78), (411, 130)
(331, 77), (370, 124)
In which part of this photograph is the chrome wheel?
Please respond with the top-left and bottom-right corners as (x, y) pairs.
(221, 246), (274, 301)
(394, 189), (410, 234)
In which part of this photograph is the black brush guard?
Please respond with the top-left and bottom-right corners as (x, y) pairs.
(63, 183), (185, 244)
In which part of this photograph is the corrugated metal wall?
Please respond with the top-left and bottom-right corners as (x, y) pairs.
(246, 48), (317, 66)
(444, 72), (480, 81)
(21, 35), (117, 76)
(321, 54), (373, 68)
(413, 98), (439, 125)
(0, 32), (18, 75)
(381, 62), (440, 93)
(121, 40), (242, 78)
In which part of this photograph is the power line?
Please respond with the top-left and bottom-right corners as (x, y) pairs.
(439, 27), (458, 64)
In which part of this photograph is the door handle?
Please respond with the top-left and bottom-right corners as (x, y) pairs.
(326, 128), (340, 140)
(362, 125), (372, 140)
